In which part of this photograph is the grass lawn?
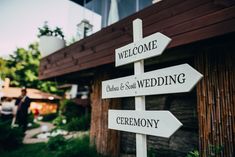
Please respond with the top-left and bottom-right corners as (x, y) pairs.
(1, 143), (54, 157)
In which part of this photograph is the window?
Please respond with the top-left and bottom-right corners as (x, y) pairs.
(84, 0), (152, 27)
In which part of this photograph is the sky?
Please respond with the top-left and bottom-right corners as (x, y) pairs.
(0, 0), (101, 59)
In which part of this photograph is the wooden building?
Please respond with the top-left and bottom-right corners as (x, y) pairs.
(39, 0), (235, 156)
(0, 79), (61, 115)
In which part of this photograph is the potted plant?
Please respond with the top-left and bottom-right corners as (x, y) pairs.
(38, 22), (66, 58)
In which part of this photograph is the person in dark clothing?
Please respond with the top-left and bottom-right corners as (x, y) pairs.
(15, 88), (31, 131)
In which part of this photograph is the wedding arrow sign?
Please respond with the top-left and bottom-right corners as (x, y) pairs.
(115, 32), (171, 67)
(102, 64), (203, 99)
(108, 110), (183, 138)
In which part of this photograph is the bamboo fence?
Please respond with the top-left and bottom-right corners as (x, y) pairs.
(195, 48), (235, 157)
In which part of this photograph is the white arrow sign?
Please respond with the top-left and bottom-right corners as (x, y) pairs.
(102, 64), (203, 99)
(108, 110), (182, 138)
(115, 32), (171, 67)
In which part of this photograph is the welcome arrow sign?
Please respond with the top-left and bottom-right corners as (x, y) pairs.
(108, 110), (183, 138)
(115, 32), (171, 67)
(102, 64), (203, 99)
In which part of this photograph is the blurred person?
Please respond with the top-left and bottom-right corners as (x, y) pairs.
(15, 88), (31, 131)
(0, 97), (15, 121)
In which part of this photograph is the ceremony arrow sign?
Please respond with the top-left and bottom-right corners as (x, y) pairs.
(115, 32), (171, 67)
(102, 64), (203, 99)
(108, 110), (183, 138)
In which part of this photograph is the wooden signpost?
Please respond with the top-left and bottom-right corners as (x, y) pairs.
(102, 18), (203, 157)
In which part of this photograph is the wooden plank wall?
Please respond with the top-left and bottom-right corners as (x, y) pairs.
(195, 44), (235, 157)
(90, 71), (121, 157)
(39, 0), (235, 80)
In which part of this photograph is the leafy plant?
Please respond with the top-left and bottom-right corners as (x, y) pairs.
(186, 144), (224, 157)
(0, 120), (24, 151)
(66, 114), (90, 131)
(53, 27), (64, 38)
(55, 135), (101, 157)
(186, 150), (199, 157)
(0, 143), (54, 157)
(59, 100), (85, 121)
(47, 135), (66, 151)
(38, 21), (64, 39)
(208, 144), (224, 157)
(52, 115), (66, 126)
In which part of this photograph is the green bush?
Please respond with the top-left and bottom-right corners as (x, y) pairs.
(0, 134), (101, 157)
(55, 135), (100, 157)
(52, 115), (66, 127)
(47, 135), (66, 151)
(66, 114), (90, 131)
(186, 150), (199, 157)
(208, 144), (223, 157)
(1, 143), (54, 157)
(66, 117), (80, 131)
(186, 145), (223, 157)
(59, 100), (84, 121)
(0, 120), (24, 151)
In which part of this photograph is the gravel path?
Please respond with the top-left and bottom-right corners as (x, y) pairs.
(23, 121), (89, 144)
(23, 121), (55, 144)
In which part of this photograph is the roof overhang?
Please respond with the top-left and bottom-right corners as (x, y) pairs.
(39, 0), (235, 82)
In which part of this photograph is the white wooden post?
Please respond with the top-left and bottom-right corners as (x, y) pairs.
(103, 18), (189, 157)
(133, 19), (147, 157)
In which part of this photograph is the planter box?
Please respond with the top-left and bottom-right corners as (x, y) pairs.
(39, 36), (65, 58)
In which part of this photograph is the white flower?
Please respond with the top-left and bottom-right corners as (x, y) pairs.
(62, 119), (67, 124)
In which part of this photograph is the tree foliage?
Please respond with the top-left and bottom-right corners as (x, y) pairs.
(0, 58), (11, 79)
(0, 43), (62, 95)
(6, 43), (40, 87)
